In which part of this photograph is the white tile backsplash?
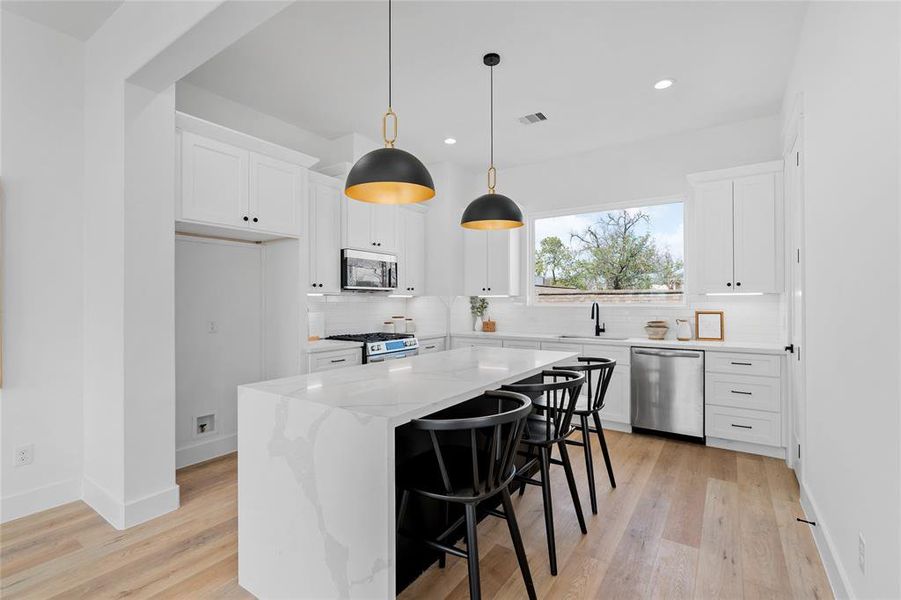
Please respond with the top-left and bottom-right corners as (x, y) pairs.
(308, 295), (409, 336)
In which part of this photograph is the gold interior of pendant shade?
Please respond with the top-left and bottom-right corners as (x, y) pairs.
(461, 219), (524, 230)
(345, 181), (436, 205)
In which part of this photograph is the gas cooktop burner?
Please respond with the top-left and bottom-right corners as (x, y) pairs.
(327, 332), (413, 343)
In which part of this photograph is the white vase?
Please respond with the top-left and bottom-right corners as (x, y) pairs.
(473, 316), (482, 332)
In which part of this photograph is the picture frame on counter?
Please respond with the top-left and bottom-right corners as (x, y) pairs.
(695, 310), (725, 341)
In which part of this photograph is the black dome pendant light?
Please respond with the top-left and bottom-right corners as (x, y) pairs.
(461, 53), (523, 230)
(345, 0), (435, 205)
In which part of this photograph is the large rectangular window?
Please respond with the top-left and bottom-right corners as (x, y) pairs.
(533, 201), (684, 304)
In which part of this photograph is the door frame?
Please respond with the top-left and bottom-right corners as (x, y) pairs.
(783, 96), (807, 477)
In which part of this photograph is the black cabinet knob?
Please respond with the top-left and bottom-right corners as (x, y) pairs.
(482, 287), (486, 291)
(243, 216), (249, 222)
(252, 217), (258, 223)
(377, 242), (381, 246)
(487, 287), (491, 291)
(319, 284), (324, 288)
(726, 282), (732, 287)
(736, 281), (741, 287)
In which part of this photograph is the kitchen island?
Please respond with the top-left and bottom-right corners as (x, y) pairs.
(237, 346), (577, 599)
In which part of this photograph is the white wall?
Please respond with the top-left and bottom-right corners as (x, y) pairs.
(175, 237), (263, 469)
(0, 11), (85, 522)
(782, 4), (901, 597)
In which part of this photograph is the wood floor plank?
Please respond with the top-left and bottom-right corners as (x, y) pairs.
(693, 478), (743, 599)
(648, 539), (699, 599)
(1, 437), (832, 600)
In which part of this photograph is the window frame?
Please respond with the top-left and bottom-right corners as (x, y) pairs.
(525, 194), (689, 308)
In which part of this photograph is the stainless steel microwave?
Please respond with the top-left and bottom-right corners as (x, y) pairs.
(341, 249), (398, 291)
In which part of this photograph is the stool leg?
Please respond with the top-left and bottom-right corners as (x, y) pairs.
(464, 503), (481, 599)
(558, 441), (588, 535)
(438, 503), (448, 568)
(396, 489), (410, 532)
(501, 489), (537, 600)
(592, 411), (616, 488)
(580, 414), (598, 514)
(518, 445), (535, 497)
(538, 446), (557, 575)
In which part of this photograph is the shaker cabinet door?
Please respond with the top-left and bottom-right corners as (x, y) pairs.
(733, 173), (779, 293)
(248, 152), (302, 236)
(694, 180), (735, 293)
(180, 131), (248, 228)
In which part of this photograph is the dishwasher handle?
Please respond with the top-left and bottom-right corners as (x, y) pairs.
(632, 349), (703, 359)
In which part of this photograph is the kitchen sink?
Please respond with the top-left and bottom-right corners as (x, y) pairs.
(557, 335), (629, 341)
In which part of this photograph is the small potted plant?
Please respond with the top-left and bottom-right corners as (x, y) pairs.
(469, 296), (489, 332)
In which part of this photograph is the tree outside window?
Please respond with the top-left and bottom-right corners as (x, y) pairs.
(533, 202), (684, 304)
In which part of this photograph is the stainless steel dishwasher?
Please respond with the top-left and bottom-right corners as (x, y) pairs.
(631, 347), (705, 440)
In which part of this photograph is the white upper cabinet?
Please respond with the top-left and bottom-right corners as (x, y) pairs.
(689, 162), (782, 294)
(249, 152), (304, 237)
(175, 113), (317, 240)
(307, 173), (342, 294)
(398, 208), (426, 295)
(342, 199), (398, 253)
(464, 228), (520, 296)
(179, 131), (248, 229)
(733, 174), (779, 293)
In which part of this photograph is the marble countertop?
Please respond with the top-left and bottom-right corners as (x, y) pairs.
(305, 339), (364, 353)
(450, 330), (787, 355)
(241, 346), (577, 426)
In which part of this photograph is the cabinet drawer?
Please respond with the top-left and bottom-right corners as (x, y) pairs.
(540, 341), (583, 353)
(309, 349), (361, 372)
(451, 337), (502, 349)
(580, 343), (630, 366)
(418, 338), (446, 354)
(503, 339), (540, 350)
(705, 405), (781, 447)
(706, 352), (781, 377)
(706, 373), (781, 412)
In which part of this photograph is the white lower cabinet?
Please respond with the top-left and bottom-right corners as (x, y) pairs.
(418, 338), (447, 354)
(308, 348), (361, 373)
(705, 351), (783, 452)
(451, 337), (503, 350)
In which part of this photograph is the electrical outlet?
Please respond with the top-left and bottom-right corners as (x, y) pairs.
(858, 532), (866, 573)
(14, 444), (33, 467)
(207, 321), (218, 334)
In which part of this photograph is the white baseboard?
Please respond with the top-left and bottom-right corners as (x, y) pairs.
(800, 481), (850, 599)
(705, 437), (787, 459)
(83, 476), (181, 530)
(176, 433), (237, 469)
(0, 478), (82, 523)
(602, 420), (632, 433)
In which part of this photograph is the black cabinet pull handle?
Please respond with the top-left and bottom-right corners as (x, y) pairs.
(425, 345), (436, 350)
(730, 361), (752, 366)
(243, 216), (249, 222)
(330, 358), (346, 364)
(252, 217), (258, 223)
(730, 423), (753, 429)
(730, 390), (753, 395)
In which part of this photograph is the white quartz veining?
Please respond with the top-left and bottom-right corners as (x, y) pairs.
(237, 347), (577, 599)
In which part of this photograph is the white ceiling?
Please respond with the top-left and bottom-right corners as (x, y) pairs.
(2, 0), (123, 41)
(185, 1), (806, 168)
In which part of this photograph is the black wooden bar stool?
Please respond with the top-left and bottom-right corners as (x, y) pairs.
(554, 357), (617, 515)
(396, 390), (537, 600)
(501, 370), (587, 576)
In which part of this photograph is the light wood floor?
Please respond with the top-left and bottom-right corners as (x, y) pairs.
(0, 431), (832, 599)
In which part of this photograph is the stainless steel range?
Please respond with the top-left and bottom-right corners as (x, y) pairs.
(327, 332), (419, 364)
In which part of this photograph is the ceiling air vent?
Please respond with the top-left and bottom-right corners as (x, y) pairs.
(518, 112), (548, 125)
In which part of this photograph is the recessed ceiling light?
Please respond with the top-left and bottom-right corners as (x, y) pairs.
(654, 79), (675, 90)
(444, 138), (457, 145)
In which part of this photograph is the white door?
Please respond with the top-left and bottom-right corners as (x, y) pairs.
(343, 197), (372, 250)
(786, 135), (806, 476)
(371, 206), (398, 253)
(694, 180), (734, 293)
(403, 209), (426, 295)
(733, 173), (778, 293)
(180, 131), (248, 228)
(463, 230), (488, 296)
(309, 177), (342, 294)
(248, 152), (302, 237)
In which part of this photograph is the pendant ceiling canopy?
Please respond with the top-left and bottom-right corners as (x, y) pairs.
(345, 0), (435, 205)
(461, 53), (523, 230)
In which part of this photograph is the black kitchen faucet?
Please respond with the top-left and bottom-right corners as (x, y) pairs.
(591, 302), (606, 336)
